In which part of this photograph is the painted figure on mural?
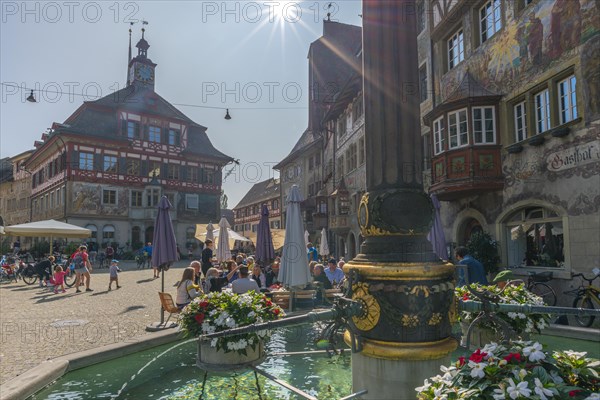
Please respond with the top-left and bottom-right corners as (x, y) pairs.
(547, 0), (582, 59)
(525, 13), (544, 66)
(580, 35), (600, 121)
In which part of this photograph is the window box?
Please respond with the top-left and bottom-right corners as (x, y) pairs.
(506, 144), (524, 154)
(528, 135), (545, 146)
(551, 126), (570, 138)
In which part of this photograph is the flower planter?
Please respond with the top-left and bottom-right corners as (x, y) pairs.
(196, 339), (265, 373)
(460, 322), (497, 350)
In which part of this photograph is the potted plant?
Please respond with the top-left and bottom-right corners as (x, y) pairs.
(456, 283), (551, 348)
(416, 341), (600, 399)
(179, 291), (284, 371)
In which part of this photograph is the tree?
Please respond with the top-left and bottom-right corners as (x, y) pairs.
(466, 231), (501, 275)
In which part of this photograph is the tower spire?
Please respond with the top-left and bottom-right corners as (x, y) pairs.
(127, 22), (133, 86)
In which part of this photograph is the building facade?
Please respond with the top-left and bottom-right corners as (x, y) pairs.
(418, 0), (599, 300)
(7, 31), (232, 251)
(232, 178), (281, 239)
(274, 20), (362, 258)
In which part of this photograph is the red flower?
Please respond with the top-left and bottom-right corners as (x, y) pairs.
(458, 356), (466, 367)
(194, 313), (205, 324)
(265, 300), (273, 307)
(274, 308), (280, 315)
(569, 390), (581, 397)
(469, 349), (488, 363)
(199, 301), (209, 308)
(503, 352), (522, 363)
(462, 294), (470, 301)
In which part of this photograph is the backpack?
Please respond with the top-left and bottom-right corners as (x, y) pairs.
(73, 252), (85, 269)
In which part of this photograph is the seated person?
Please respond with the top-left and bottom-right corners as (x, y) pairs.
(251, 264), (267, 289)
(325, 258), (345, 286)
(205, 265), (240, 292)
(312, 263), (332, 289)
(231, 266), (260, 294)
(175, 267), (202, 309)
(265, 261), (280, 287)
(224, 260), (239, 283)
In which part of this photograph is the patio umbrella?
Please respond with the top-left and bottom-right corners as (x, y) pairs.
(216, 217), (232, 262)
(319, 228), (330, 258)
(3, 219), (91, 257)
(195, 226), (251, 249)
(255, 204), (275, 265)
(147, 196), (178, 331)
(205, 222), (214, 242)
(427, 194), (449, 261)
(280, 185), (311, 289)
(304, 230), (310, 246)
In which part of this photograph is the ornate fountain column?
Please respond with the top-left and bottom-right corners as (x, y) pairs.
(343, 1), (457, 398)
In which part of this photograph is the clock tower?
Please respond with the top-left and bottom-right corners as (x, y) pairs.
(128, 27), (156, 90)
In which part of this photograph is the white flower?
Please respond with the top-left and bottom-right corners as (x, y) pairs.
(433, 387), (447, 400)
(506, 378), (531, 399)
(523, 342), (545, 362)
(468, 361), (487, 379)
(210, 338), (218, 347)
(248, 311), (256, 318)
(563, 350), (587, 359)
(492, 387), (506, 400)
(440, 365), (458, 380)
(585, 394), (600, 400)
(225, 317), (237, 328)
(415, 379), (431, 393)
(533, 378), (554, 400)
(549, 371), (563, 384)
(508, 312), (518, 319)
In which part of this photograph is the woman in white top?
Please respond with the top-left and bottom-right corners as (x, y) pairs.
(176, 267), (201, 309)
(251, 264), (267, 289)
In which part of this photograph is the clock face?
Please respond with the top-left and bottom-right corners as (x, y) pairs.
(136, 64), (154, 82)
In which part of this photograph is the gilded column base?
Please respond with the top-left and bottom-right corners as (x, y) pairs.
(344, 331), (457, 361)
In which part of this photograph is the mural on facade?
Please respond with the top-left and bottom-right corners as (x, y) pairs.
(440, 0), (599, 106)
(72, 184), (128, 216)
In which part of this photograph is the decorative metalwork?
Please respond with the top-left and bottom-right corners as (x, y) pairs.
(351, 282), (381, 331)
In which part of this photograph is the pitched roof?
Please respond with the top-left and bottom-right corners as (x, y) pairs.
(233, 178), (280, 209)
(0, 158), (13, 184)
(273, 128), (322, 169)
(55, 85), (232, 163)
(444, 71), (500, 103)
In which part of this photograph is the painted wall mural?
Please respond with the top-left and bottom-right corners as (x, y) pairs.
(439, 0), (599, 122)
(71, 183), (128, 216)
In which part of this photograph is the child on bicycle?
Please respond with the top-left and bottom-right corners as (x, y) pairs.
(52, 265), (68, 294)
(108, 259), (121, 291)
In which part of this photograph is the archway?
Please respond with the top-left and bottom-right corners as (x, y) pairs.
(145, 226), (154, 244)
(461, 218), (483, 245)
(132, 226), (141, 248)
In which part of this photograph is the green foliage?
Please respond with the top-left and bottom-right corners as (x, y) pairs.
(64, 242), (80, 255)
(121, 251), (136, 260)
(466, 231), (501, 275)
(30, 240), (50, 258)
(0, 238), (11, 254)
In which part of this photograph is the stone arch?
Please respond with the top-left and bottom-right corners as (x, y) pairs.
(452, 208), (489, 246)
(347, 232), (357, 259)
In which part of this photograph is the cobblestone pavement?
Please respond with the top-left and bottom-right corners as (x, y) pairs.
(0, 260), (192, 384)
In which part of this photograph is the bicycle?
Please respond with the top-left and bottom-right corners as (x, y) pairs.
(97, 252), (107, 269)
(566, 269), (600, 327)
(525, 271), (557, 306)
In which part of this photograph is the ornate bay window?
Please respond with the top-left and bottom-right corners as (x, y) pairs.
(424, 72), (503, 200)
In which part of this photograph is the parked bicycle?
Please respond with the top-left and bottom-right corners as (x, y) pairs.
(135, 252), (150, 269)
(525, 271), (557, 306)
(97, 252), (107, 269)
(21, 259), (76, 288)
(565, 269), (600, 327)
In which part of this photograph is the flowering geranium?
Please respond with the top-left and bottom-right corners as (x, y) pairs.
(178, 291), (284, 355)
(416, 341), (600, 400)
(456, 283), (551, 336)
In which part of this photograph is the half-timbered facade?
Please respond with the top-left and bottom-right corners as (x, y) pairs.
(22, 32), (232, 250)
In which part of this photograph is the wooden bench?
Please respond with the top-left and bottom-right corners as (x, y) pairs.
(271, 290), (317, 310)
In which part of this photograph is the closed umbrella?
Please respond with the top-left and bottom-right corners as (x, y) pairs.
(427, 194), (449, 261)
(216, 217), (231, 262)
(319, 228), (329, 258)
(304, 230), (310, 246)
(280, 185), (311, 290)
(205, 223), (214, 243)
(147, 196), (178, 331)
(255, 204), (275, 265)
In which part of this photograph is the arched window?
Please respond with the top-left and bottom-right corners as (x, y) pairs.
(503, 206), (564, 269)
(131, 226), (141, 246)
(186, 227), (195, 241)
(85, 224), (98, 241)
(102, 225), (116, 241)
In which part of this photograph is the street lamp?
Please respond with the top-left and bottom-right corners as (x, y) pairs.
(26, 90), (36, 103)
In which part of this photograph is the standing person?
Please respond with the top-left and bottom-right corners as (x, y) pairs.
(307, 242), (319, 262)
(175, 267), (202, 309)
(108, 259), (122, 291)
(201, 239), (214, 277)
(73, 245), (93, 292)
(142, 242), (153, 269)
(88, 242), (97, 264)
(12, 239), (20, 255)
(105, 244), (114, 264)
(455, 246), (488, 286)
(231, 266), (260, 294)
(52, 265), (68, 294)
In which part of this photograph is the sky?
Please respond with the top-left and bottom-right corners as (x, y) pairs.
(0, 0), (363, 207)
